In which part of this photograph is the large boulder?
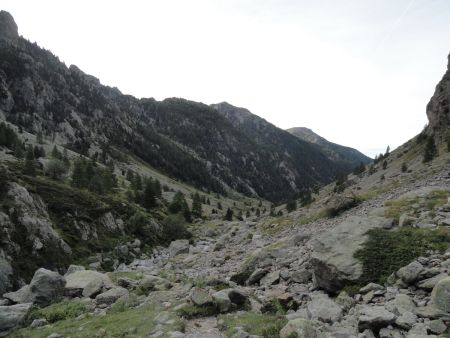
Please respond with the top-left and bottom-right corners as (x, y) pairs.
(4, 268), (65, 306)
(396, 261), (424, 285)
(95, 287), (128, 306)
(168, 240), (190, 257)
(358, 305), (396, 331)
(64, 270), (113, 297)
(311, 216), (386, 293)
(0, 258), (13, 295)
(306, 294), (343, 323)
(431, 276), (450, 312)
(279, 318), (318, 338)
(0, 303), (32, 335)
(190, 287), (213, 306)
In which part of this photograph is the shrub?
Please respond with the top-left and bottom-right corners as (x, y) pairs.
(28, 300), (87, 324)
(161, 214), (191, 241)
(286, 199), (297, 213)
(46, 159), (69, 180)
(354, 227), (450, 284)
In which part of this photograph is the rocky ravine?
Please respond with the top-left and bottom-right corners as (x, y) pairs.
(1, 166), (450, 337)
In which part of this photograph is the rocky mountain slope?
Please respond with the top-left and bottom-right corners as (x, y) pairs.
(0, 11), (361, 204)
(287, 127), (371, 170)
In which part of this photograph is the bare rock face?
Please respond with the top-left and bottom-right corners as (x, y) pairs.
(0, 11), (19, 43)
(426, 54), (450, 136)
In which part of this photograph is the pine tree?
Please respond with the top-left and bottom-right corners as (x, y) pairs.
(286, 199), (297, 212)
(62, 148), (70, 165)
(423, 136), (437, 163)
(51, 145), (62, 159)
(191, 192), (202, 218)
(382, 160), (388, 170)
(256, 208), (261, 217)
(224, 208), (233, 221)
(169, 191), (191, 222)
(245, 210), (250, 218)
(71, 159), (88, 188)
(142, 181), (157, 209)
(13, 141), (24, 159)
(23, 146), (36, 176)
(217, 201), (223, 210)
(36, 131), (44, 144)
(401, 162), (408, 173)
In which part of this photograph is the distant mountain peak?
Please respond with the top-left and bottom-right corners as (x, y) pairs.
(0, 11), (19, 43)
(287, 127), (371, 167)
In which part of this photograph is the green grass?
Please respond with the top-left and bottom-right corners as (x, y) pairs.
(107, 271), (144, 283)
(218, 312), (287, 338)
(9, 303), (184, 338)
(176, 304), (219, 319)
(298, 208), (329, 225)
(354, 227), (450, 284)
(27, 299), (87, 324)
(385, 189), (450, 222)
(259, 216), (293, 235)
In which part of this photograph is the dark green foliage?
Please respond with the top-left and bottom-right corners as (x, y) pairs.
(382, 160), (388, 170)
(224, 208), (233, 221)
(161, 214), (191, 241)
(401, 162), (408, 173)
(333, 174), (347, 193)
(33, 145), (45, 158)
(23, 146), (36, 176)
(142, 181), (157, 209)
(286, 199), (297, 213)
(0, 167), (7, 198)
(299, 190), (314, 207)
(36, 131), (44, 144)
(51, 145), (62, 159)
(354, 227), (450, 284)
(217, 201), (223, 210)
(71, 158), (117, 194)
(168, 191), (191, 222)
(191, 192), (202, 218)
(352, 162), (365, 175)
(46, 159), (69, 180)
(176, 304), (219, 319)
(423, 136), (438, 163)
(28, 300), (87, 324)
(0, 122), (20, 149)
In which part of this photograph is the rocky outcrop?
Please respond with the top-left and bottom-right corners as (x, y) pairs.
(426, 53), (450, 136)
(310, 215), (387, 293)
(4, 268), (65, 306)
(0, 11), (19, 43)
(0, 303), (32, 335)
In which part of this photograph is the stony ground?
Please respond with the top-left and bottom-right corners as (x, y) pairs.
(2, 165), (450, 337)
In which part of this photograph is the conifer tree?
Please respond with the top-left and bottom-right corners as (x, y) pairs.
(191, 192), (202, 218)
(142, 181), (157, 209)
(423, 136), (437, 163)
(224, 208), (233, 221)
(23, 146), (36, 176)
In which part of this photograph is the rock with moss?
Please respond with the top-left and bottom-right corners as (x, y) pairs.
(169, 240), (190, 257)
(279, 318), (318, 338)
(95, 287), (128, 306)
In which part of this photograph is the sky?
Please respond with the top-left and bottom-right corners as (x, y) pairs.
(2, 0), (450, 157)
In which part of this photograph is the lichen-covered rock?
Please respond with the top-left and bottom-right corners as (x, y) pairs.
(95, 287), (128, 305)
(358, 306), (396, 331)
(0, 303), (32, 335)
(279, 318), (318, 338)
(431, 276), (450, 312)
(306, 294), (343, 323)
(190, 287), (212, 306)
(168, 240), (190, 257)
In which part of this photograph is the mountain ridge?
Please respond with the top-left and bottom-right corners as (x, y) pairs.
(287, 126), (371, 169)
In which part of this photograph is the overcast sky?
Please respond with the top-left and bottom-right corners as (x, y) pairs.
(3, 0), (450, 157)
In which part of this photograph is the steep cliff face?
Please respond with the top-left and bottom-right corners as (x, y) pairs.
(426, 54), (450, 138)
(0, 11), (349, 202)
